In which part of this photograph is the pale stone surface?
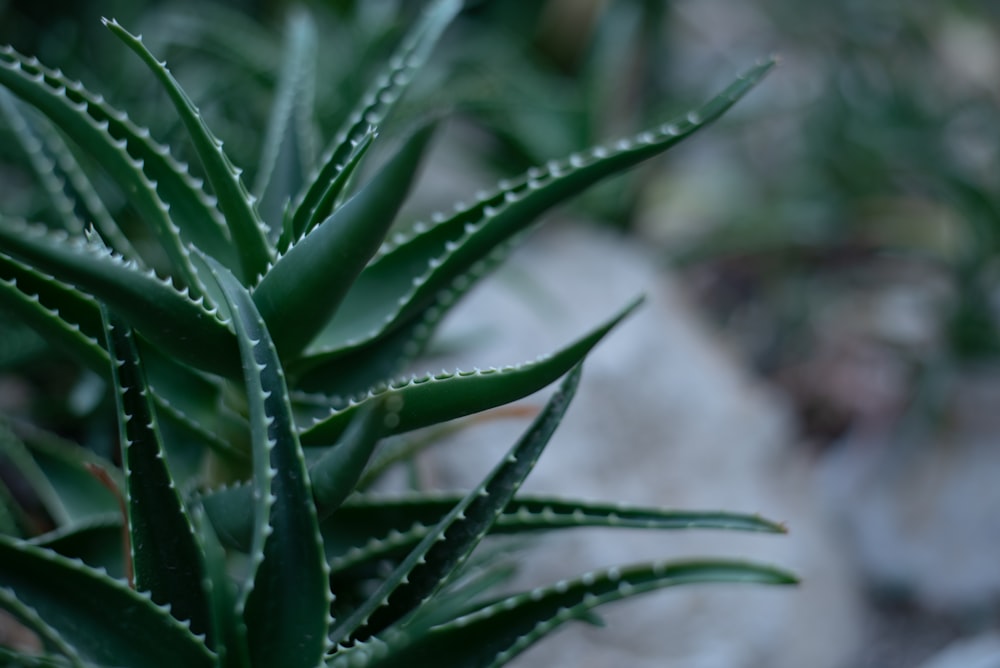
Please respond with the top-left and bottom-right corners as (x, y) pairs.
(919, 633), (1000, 668)
(819, 367), (1000, 615)
(419, 221), (862, 668)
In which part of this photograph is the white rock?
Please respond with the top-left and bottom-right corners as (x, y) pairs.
(420, 221), (862, 668)
(820, 366), (1000, 614)
(920, 633), (1000, 668)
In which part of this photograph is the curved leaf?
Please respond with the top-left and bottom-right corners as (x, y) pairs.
(253, 122), (436, 359)
(202, 256), (330, 668)
(0, 219), (239, 377)
(0, 252), (107, 375)
(323, 495), (786, 575)
(0, 537), (214, 668)
(0, 43), (231, 288)
(0, 89), (138, 258)
(360, 559), (798, 668)
(329, 364), (583, 645)
(287, 0), (461, 242)
(105, 18), (272, 283)
(102, 307), (210, 639)
(312, 59), (775, 355)
(299, 297), (640, 447)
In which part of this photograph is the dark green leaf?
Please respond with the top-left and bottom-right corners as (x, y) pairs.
(253, 123), (436, 359)
(299, 298), (639, 446)
(105, 19), (272, 283)
(0, 537), (214, 668)
(313, 59), (775, 354)
(329, 364), (583, 645)
(202, 256), (330, 668)
(102, 307), (211, 639)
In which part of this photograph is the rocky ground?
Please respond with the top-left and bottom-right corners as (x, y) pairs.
(419, 220), (1000, 668)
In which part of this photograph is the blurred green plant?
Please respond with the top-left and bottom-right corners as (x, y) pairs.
(0, 1), (793, 665)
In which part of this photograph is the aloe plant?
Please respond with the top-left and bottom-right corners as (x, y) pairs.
(0, 2), (794, 666)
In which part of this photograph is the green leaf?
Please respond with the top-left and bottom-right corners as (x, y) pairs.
(0, 89), (138, 258)
(5, 423), (120, 525)
(198, 399), (392, 552)
(288, 287), (445, 396)
(0, 422), (76, 532)
(0, 253), (108, 375)
(310, 401), (391, 520)
(322, 495), (787, 575)
(277, 126), (375, 254)
(313, 59), (775, 355)
(202, 256), (330, 668)
(366, 560), (798, 668)
(26, 515), (125, 578)
(0, 218), (239, 377)
(0, 44), (231, 289)
(329, 364), (584, 645)
(299, 298), (640, 447)
(190, 502), (249, 668)
(0, 587), (85, 666)
(105, 18), (272, 283)
(0, 537), (214, 668)
(287, 0), (461, 242)
(254, 7), (318, 232)
(253, 122), (436, 360)
(102, 307), (211, 639)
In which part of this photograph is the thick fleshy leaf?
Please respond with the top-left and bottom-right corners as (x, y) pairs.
(0, 537), (214, 668)
(322, 495), (786, 575)
(0, 587), (85, 666)
(254, 7), (318, 232)
(202, 256), (330, 668)
(200, 401), (390, 551)
(287, 0), (461, 243)
(27, 515), (124, 578)
(102, 307), (210, 638)
(0, 253), (107, 375)
(311, 59), (775, 356)
(299, 298), (639, 447)
(309, 401), (390, 520)
(0, 43), (232, 288)
(353, 560), (797, 668)
(277, 127), (375, 254)
(0, 219), (239, 377)
(253, 122), (436, 359)
(288, 285), (445, 396)
(329, 364), (583, 645)
(190, 503), (249, 668)
(105, 18), (272, 283)
(4, 422), (120, 526)
(0, 89), (138, 257)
